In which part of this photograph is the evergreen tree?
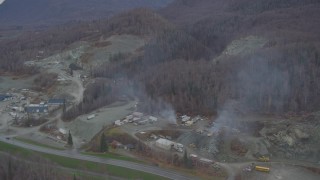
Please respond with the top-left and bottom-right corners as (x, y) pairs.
(136, 139), (143, 152)
(73, 174), (77, 180)
(8, 158), (13, 180)
(68, 130), (73, 146)
(183, 150), (188, 167)
(62, 100), (66, 114)
(183, 150), (192, 168)
(173, 154), (180, 166)
(100, 133), (108, 152)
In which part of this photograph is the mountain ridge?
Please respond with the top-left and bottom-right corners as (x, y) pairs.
(0, 0), (173, 26)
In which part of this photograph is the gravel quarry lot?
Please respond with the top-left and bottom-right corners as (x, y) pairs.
(66, 100), (137, 143)
(0, 76), (35, 91)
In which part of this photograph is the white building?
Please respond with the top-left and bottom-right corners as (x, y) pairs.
(132, 112), (143, 118)
(155, 138), (184, 152)
(149, 116), (158, 122)
(59, 128), (67, 135)
(199, 158), (213, 164)
(185, 121), (194, 126)
(126, 115), (133, 120)
(133, 117), (141, 122)
(115, 120), (123, 126)
(155, 138), (174, 150)
(87, 114), (96, 120)
(190, 154), (198, 159)
(181, 115), (191, 122)
(138, 119), (148, 125)
(9, 112), (17, 118)
(12, 106), (24, 112)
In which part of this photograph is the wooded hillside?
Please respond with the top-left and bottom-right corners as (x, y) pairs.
(2, 0), (320, 115)
(111, 0), (320, 114)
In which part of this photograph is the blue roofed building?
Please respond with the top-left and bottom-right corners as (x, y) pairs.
(0, 94), (13, 102)
(48, 99), (65, 106)
(25, 104), (48, 113)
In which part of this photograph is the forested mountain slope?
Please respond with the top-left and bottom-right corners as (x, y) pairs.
(138, 0), (320, 114)
(91, 0), (320, 115)
(2, 0), (320, 115)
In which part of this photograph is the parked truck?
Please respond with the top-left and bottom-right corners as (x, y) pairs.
(87, 114), (96, 120)
(258, 156), (270, 162)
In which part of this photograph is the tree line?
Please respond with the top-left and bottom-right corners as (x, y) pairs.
(0, 153), (63, 179)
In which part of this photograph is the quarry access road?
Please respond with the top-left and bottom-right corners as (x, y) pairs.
(217, 159), (320, 180)
(0, 137), (199, 180)
(66, 70), (84, 104)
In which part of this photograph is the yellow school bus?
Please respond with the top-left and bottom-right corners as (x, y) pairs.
(255, 166), (270, 172)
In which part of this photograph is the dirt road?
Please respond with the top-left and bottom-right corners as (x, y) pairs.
(58, 70), (83, 104)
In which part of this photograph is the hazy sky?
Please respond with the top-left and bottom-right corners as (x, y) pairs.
(0, 0), (5, 5)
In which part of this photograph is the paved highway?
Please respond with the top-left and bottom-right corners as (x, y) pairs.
(0, 137), (198, 180)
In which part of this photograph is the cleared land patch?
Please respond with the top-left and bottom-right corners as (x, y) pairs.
(81, 34), (146, 66)
(223, 36), (268, 56)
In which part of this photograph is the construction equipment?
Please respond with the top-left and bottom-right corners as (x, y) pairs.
(255, 166), (270, 173)
(189, 143), (196, 148)
(258, 156), (270, 162)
